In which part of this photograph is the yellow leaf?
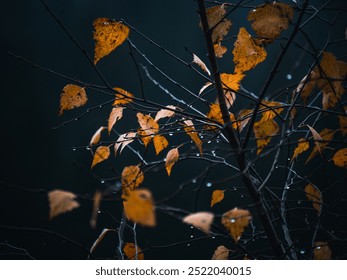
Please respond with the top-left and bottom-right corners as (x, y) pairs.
(291, 138), (309, 161)
(91, 146), (111, 169)
(113, 87), (134, 106)
(260, 100), (283, 121)
(333, 148), (347, 168)
(137, 113), (159, 136)
(123, 189), (156, 227)
(221, 208), (251, 242)
(305, 184), (322, 214)
(254, 119), (279, 154)
(114, 132), (136, 155)
(297, 74), (316, 105)
(90, 190), (102, 228)
(108, 107), (124, 134)
(154, 105), (176, 122)
(233, 27), (267, 74)
(212, 245), (229, 260)
(137, 128), (152, 147)
(59, 84), (87, 115)
(235, 109), (253, 132)
(306, 128), (335, 163)
(183, 212), (214, 234)
(90, 126), (105, 146)
(183, 120), (203, 154)
(193, 53), (211, 76)
(338, 106), (347, 136)
(93, 18), (130, 64)
(123, 243), (144, 260)
(165, 148), (179, 176)
(153, 134), (169, 155)
(220, 73), (245, 92)
(211, 190), (225, 207)
(121, 165), (144, 192)
(48, 190), (80, 220)
(247, 2), (294, 43)
(214, 43), (227, 58)
(313, 242), (332, 260)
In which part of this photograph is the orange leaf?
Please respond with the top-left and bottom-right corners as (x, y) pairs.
(183, 120), (203, 154)
(108, 107), (124, 134)
(338, 106), (347, 136)
(297, 74), (316, 104)
(260, 100), (283, 121)
(333, 148), (347, 168)
(291, 138), (309, 161)
(220, 73), (245, 92)
(90, 126), (105, 146)
(113, 87), (134, 106)
(211, 190), (225, 207)
(123, 243), (144, 260)
(236, 109), (253, 132)
(137, 113), (159, 136)
(247, 2), (294, 43)
(214, 43), (227, 58)
(165, 148), (179, 176)
(305, 184), (322, 214)
(48, 190), (80, 220)
(121, 165), (144, 192)
(91, 146), (111, 169)
(306, 128), (335, 163)
(254, 119), (279, 154)
(154, 105), (176, 122)
(137, 128), (152, 147)
(193, 53), (211, 76)
(313, 242), (332, 260)
(183, 212), (214, 234)
(114, 132), (136, 155)
(123, 189), (156, 227)
(212, 245), (230, 260)
(221, 208), (251, 242)
(153, 134), (169, 155)
(90, 190), (102, 228)
(59, 84), (87, 115)
(93, 18), (130, 64)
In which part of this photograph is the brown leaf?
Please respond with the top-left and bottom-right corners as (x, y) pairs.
(193, 53), (211, 75)
(306, 128), (335, 163)
(291, 138), (309, 161)
(183, 212), (214, 234)
(113, 87), (134, 106)
(91, 146), (111, 169)
(214, 43), (227, 58)
(93, 18), (130, 64)
(183, 120), (203, 154)
(338, 106), (347, 136)
(305, 184), (322, 214)
(165, 148), (179, 176)
(247, 2), (294, 43)
(153, 135), (169, 155)
(260, 100), (283, 121)
(333, 148), (347, 168)
(233, 27), (267, 74)
(254, 119), (279, 154)
(121, 165), (144, 193)
(236, 109), (253, 132)
(221, 208), (251, 242)
(48, 190), (80, 220)
(59, 84), (87, 115)
(220, 73), (245, 92)
(123, 189), (156, 227)
(212, 245), (229, 260)
(90, 190), (102, 228)
(199, 82), (213, 96)
(137, 113), (159, 136)
(123, 243), (144, 260)
(114, 132), (136, 155)
(108, 107), (124, 134)
(154, 105), (176, 122)
(137, 128), (152, 147)
(313, 242), (332, 260)
(297, 74), (316, 104)
(90, 126), (106, 146)
(211, 190), (225, 207)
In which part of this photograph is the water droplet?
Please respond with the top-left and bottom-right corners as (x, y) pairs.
(287, 158), (291, 161)
(169, 133), (173, 136)
(192, 179), (197, 184)
(176, 128), (180, 131)
(216, 140), (220, 143)
(275, 165), (279, 169)
(211, 150), (216, 156)
(196, 153), (200, 157)
(187, 243), (191, 247)
(300, 249), (305, 254)
(316, 246), (321, 250)
(86, 146), (90, 150)
(298, 201), (301, 205)
(230, 218), (236, 223)
(207, 140), (212, 144)
(212, 236), (215, 239)
(286, 74), (292, 80)
(190, 226), (194, 229)
(190, 235), (194, 238)
(72, 148), (76, 151)
(101, 180), (105, 184)
(206, 182), (212, 187)
(97, 210), (101, 214)
(116, 181), (122, 188)
(241, 195), (244, 198)
(233, 187), (237, 191)
(285, 186), (290, 190)
(99, 105), (102, 108)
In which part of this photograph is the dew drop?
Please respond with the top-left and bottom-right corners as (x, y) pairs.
(316, 246), (321, 250)
(212, 236), (215, 239)
(86, 146), (91, 150)
(190, 226), (194, 229)
(207, 140), (212, 144)
(298, 201), (301, 205)
(101, 180), (105, 184)
(97, 210), (101, 214)
(285, 186), (290, 190)
(233, 187), (237, 191)
(169, 133), (173, 136)
(190, 235), (194, 238)
(187, 243), (191, 247)
(196, 153), (200, 157)
(300, 249), (305, 254)
(192, 179), (197, 184)
(211, 150), (216, 156)
(176, 128), (180, 132)
(206, 182), (212, 187)
(286, 74), (293, 80)
(230, 218), (236, 223)
(241, 195), (244, 198)
(72, 148), (76, 151)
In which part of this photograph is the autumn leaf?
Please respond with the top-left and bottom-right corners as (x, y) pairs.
(123, 243), (144, 260)
(305, 184), (322, 214)
(137, 128), (152, 147)
(212, 245), (229, 260)
(338, 106), (347, 136)
(313, 242), (332, 260)
(90, 190), (102, 228)
(306, 128), (335, 163)
(259, 100), (284, 121)
(183, 212), (214, 234)
(297, 74), (316, 104)
(253, 119), (279, 154)
(93, 18), (130, 64)
(206, 103), (237, 128)
(214, 43), (227, 58)
(90, 126), (105, 146)
(235, 109), (253, 132)
(220, 73), (245, 92)
(114, 132), (136, 155)
(247, 2), (294, 43)
(211, 190), (225, 207)
(165, 148), (179, 176)
(123, 189), (156, 227)
(113, 87), (134, 106)
(291, 138), (309, 161)
(137, 113), (159, 136)
(91, 145), (111, 169)
(183, 120), (203, 154)
(48, 190), (80, 220)
(153, 134), (169, 155)
(333, 148), (347, 168)
(221, 208), (251, 242)
(233, 27), (267, 74)
(154, 105), (176, 122)
(121, 165), (144, 192)
(59, 84), (87, 115)
(108, 107), (124, 134)
(192, 53), (211, 76)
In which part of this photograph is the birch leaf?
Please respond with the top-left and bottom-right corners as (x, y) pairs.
(114, 132), (136, 155)
(90, 190), (102, 228)
(221, 208), (251, 242)
(306, 128), (335, 163)
(183, 120), (203, 154)
(193, 53), (211, 76)
(183, 212), (214, 234)
(48, 190), (80, 220)
(254, 119), (279, 154)
(260, 100), (283, 121)
(313, 242), (332, 260)
(291, 138), (309, 161)
(137, 113), (159, 136)
(305, 184), (322, 214)
(154, 105), (176, 122)
(165, 148), (179, 176)
(123, 243), (144, 260)
(121, 165), (144, 192)
(90, 126), (105, 146)
(220, 73), (245, 92)
(91, 146), (110, 169)
(333, 148), (347, 168)
(59, 84), (87, 115)
(113, 87), (134, 106)
(108, 107), (124, 134)
(211, 190), (225, 207)
(214, 43), (227, 58)
(212, 245), (229, 260)
(153, 134), (169, 155)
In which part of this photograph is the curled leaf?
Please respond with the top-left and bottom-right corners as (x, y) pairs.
(291, 138), (309, 161)
(211, 190), (225, 207)
(254, 119), (279, 154)
(221, 208), (251, 242)
(154, 105), (176, 122)
(91, 146), (111, 169)
(123, 243), (144, 260)
(90, 228), (117, 255)
(59, 84), (87, 115)
(165, 148), (179, 176)
(108, 107), (124, 134)
(304, 184), (322, 214)
(199, 82), (213, 96)
(332, 148), (347, 168)
(121, 165), (144, 192)
(48, 190), (80, 220)
(183, 212), (214, 234)
(114, 132), (136, 155)
(90, 126), (105, 146)
(113, 87), (134, 106)
(212, 245), (230, 260)
(193, 53), (211, 76)
(236, 109), (253, 132)
(306, 128), (335, 163)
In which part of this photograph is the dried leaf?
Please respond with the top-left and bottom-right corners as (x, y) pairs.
(216, 91), (236, 109)
(333, 148), (347, 168)
(108, 107), (124, 134)
(338, 106), (347, 136)
(153, 134), (169, 155)
(123, 189), (156, 227)
(297, 74), (316, 104)
(165, 148), (179, 176)
(59, 84), (87, 115)
(113, 87), (134, 106)
(236, 109), (253, 132)
(306, 128), (335, 163)
(114, 132), (136, 155)
(121, 165), (144, 192)
(291, 138), (309, 161)
(90, 126), (105, 146)
(254, 119), (279, 154)
(305, 184), (322, 214)
(260, 100), (283, 121)
(123, 243), (144, 260)
(233, 27), (267, 73)
(199, 82), (213, 96)
(137, 113), (159, 136)
(91, 146), (111, 169)
(212, 245), (229, 260)
(183, 212), (214, 234)
(193, 53), (211, 76)
(48, 190), (80, 220)
(221, 208), (251, 242)
(214, 43), (227, 58)
(183, 120), (203, 154)
(90, 228), (117, 255)
(90, 190), (102, 228)
(307, 125), (323, 155)
(247, 2), (294, 43)
(313, 242), (332, 260)
(154, 105), (176, 122)
(220, 73), (245, 92)
(206, 103), (237, 131)
(211, 190), (225, 207)
(137, 128), (152, 147)
(93, 18), (130, 64)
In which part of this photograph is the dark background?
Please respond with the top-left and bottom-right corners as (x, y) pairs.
(1, 0), (346, 259)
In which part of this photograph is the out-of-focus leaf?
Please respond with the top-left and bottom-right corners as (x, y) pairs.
(48, 190), (80, 220)
(304, 184), (322, 214)
(214, 43), (227, 58)
(221, 208), (251, 242)
(90, 190), (102, 228)
(212, 245), (229, 260)
(183, 212), (214, 234)
(123, 243), (144, 260)
(332, 148), (347, 168)
(220, 73), (245, 92)
(121, 165), (144, 192)
(254, 119), (279, 154)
